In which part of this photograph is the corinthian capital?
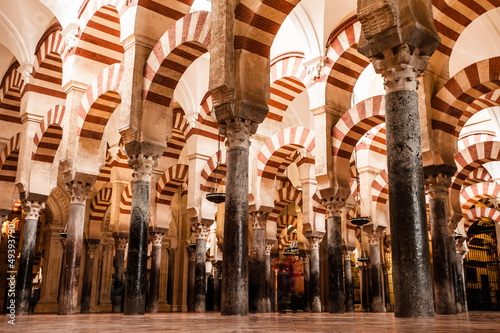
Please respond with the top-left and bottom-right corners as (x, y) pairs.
(66, 180), (94, 205)
(129, 154), (155, 183)
(322, 197), (345, 217)
(22, 200), (46, 220)
(219, 118), (257, 149)
(362, 224), (386, 246)
(193, 222), (209, 240)
(250, 211), (269, 230)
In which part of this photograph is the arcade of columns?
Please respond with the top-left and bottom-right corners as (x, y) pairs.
(1, 0), (500, 319)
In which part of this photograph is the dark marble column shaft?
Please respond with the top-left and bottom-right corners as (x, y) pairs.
(384, 89), (434, 318)
(426, 174), (456, 315)
(324, 198), (345, 313)
(59, 179), (94, 315)
(16, 200), (45, 314)
(124, 154), (156, 315)
(449, 235), (462, 313)
(363, 225), (386, 313)
(303, 253), (311, 312)
(308, 237), (322, 312)
(81, 240), (99, 313)
(187, 245), (196, 312)
(220, 118), (257, 316)
(213, 262), (221, 311)
(456, 239), (468, 312)
(167, 249), (175, 306)
(251, 211), (268, 313)
(112, 236), (127, 313)
(194, 223), (208, 313)
(147, 232), (164, 313)
(344, 251), (354, 312)
(264, 243), (273, 312)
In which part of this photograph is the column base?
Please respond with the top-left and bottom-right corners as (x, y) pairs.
(172, 305), (187, 312)
(158, 302), (172, 312)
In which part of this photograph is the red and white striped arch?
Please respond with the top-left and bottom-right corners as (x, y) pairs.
(200, 148), (227, 193)
(0, 63), (23, 124)
(325, 21), (369, 111)
(96, 149), (113, 184)
(312, 193), (327, 215)
(32, 105), (65, 164)
(77, 63), (123, 143)
(372, 169), (389, 205)
(277, 215), (298, 242)
(433, 1), (500, 60)
(89, 187), (113, 225)
(197, 94), (219, 142)
(0, 133), (21, 183)
(268, 54), (307, 122)
(432, 57), (500, 137)
(451, 141), (500, 198)
(356, 123), (387, 157)
(459, 89), (500, 132)
(143, 11), (210, 108)
(458, 130), (496, 151)
(68, 4), (123, 65)
(119, 181), (133, 216)
(460, 182), (500, 213)
(257, 127), (315, 180)
(463, 167), (493, 187)
(163, 108), (189, 161)
(234, 0), (299, 58)
(156, 164), (189, 206)
(333, 95), (385, 174)
(268, 185), (303, 225)
(464, 206), (500, 233)
(22, 25), (65, 101)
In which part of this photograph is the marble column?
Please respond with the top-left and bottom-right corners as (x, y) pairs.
(383, 264), (391, 309)
(307, 236), (322, 312)
(303, 252), (311, 312)
(194, 222), (209, 313)
(424, 171), (456, 314)
(59, 175), (95, 315)
(16, 199), (45, 314)
(220, 118), (257, 316)
(456, 238), (468, 312)
(124, 152), (159, 315)
(364, 45), (435, 318)
(344, 248), (355, 312)
(362, 225), (386, 313)
(212, 261), (221, 312)
(80, 239), (99, 313)
(264, 242), (274, 312)
(167, 248), (175, 306)
(448, 220), (462, 313)
(187, 244), (196, 312)
(323, 197), (345, 313)
(147, 229), (166, 313)
(251, 211), (269, 313)
(112, 235), (128, 313)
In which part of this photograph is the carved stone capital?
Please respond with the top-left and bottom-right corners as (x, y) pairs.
(307, 236), (322, 250)
(150, 232), (165, 247)
(219, 118), (257, 149)
(265, 243), (274, 256)
(187, 246), (197, 260)
(61, 22), (80, 52)
(456, 237), (469, 259)
(322, 197), (346, 217)
(193, 223), (209, 240)
(370, 44), (429, 93)
(22, 200), (45, 220)
(129, 154), (155, 183)
(86, 240), (99, 258)
(250, 211), (269, 230)
(425, 173), (451, 200)
(66, 180), (94, 205)
(115, 236), (128, 251)
(18, 63), (34, 85)
(362, 224), (386, 246)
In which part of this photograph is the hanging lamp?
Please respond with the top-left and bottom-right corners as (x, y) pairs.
(350, 144), (370, 227)
(60, 222), (68, 238)
(206, 132), (226, 204)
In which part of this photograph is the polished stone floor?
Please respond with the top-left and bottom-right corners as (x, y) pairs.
(2, 311), (500, 332)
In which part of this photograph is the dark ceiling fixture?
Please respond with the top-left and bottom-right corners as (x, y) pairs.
(206, 132), (225, 204)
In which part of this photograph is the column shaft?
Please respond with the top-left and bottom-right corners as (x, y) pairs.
(309, 239), (321, 312)
(187, 246), (196, 312)
(80, 241), (98, 313)
(449, 236), (462, 313)
(112, 245), (126, 313)
(148, 245), (161, 312)
(344, 253), (354, 312)
(303, 254), (311, 312)
(327, 212), (344, 313)
(16, 217), (39, 314)
(369, 242), (385, 312)
(264, 246), (272, 312)
(194, 237), (207, 313)
(221, 119), (255, 316)
(213, 263), (221, 311)
(167, 249), (175, 306)
(252, 225), (266, 313)
(385, 90), (434, 317)
(59, 199), (87, 315)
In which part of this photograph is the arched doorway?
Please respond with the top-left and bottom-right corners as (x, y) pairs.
(464, 218), (500, 311)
